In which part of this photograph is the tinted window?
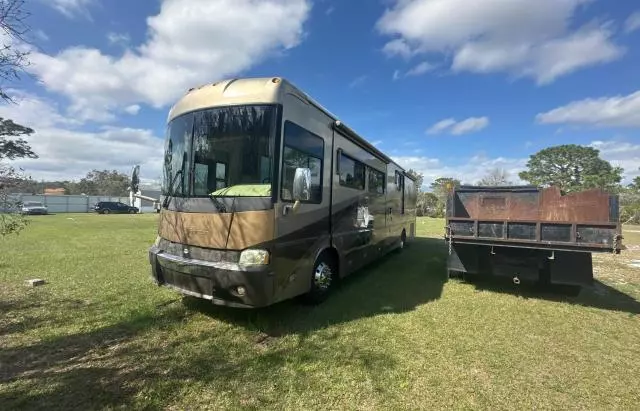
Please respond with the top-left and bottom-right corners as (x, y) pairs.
(281, 121), (324, 203)
(339, 152), (365, 190)
(162, 114), (192, 196)
(163, 105), (276, 198)
(191, 105), (274, 197)
(283, 121), (324, 158)
(368, 168), (385, 194)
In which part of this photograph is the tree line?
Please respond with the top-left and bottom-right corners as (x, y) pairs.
(16, 169), (132, 197)
(407, 144), (640, 224)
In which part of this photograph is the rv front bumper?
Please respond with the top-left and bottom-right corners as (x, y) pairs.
(148, 246), (275, 308)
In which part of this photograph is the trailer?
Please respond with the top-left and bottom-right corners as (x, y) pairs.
(445, 185), (623, 287)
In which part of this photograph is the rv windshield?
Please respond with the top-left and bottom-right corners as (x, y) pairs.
(163, 105), (276, 198)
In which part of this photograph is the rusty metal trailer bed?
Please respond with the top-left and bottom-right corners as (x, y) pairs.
(445, 185), (623, 287)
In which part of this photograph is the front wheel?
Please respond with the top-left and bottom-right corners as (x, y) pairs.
(129, 209), (136, 214)
(102, 209), (110, 215)
(303, 255), (337, 305)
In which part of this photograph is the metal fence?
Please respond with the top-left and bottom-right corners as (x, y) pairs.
(9, 194), (140, 213)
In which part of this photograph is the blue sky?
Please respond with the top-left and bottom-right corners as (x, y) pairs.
(2, 0), (639, 188)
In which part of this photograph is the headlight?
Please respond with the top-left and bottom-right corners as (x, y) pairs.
(239, 249), (270, 266)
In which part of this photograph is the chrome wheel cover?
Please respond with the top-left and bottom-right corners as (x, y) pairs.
(314, 262), (332, 290)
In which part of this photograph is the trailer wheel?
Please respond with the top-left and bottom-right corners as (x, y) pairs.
(303, 253), (337, 305)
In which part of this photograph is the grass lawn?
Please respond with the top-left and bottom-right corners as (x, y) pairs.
(1, 214), (639, 410)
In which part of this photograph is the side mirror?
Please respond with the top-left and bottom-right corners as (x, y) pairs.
(292, 167), (311, 202)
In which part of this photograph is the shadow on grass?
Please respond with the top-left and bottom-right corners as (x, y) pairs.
(0, 297), (397, 410)
(0, 296), (97, 337)
(183, 237), (448, 338)
(0, 240), (441, 409)
(459, 274), (640, 316)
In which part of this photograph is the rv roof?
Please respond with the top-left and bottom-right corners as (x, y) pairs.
(168, 77), (406, 172)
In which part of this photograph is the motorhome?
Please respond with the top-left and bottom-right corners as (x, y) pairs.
(148, 77), (417, 308)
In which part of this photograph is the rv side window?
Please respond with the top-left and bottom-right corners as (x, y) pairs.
(368, 168), (385, 194)
(395, 171), (403, 191)
(281, 121), (323, 203)
(338, 152), (365, 190)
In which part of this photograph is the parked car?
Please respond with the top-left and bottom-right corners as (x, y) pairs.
(93, 201), (139, 214)
(21, 201), (48, 215)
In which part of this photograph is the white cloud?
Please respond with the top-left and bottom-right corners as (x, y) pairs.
(25, 0), (312, 122)
(124, 104), (141, 115)
(406, 61), (435, 76)
(33, 30), (50, 42)
(0, 93), (163, 182)
(376, 0), (625, 84)
(426, 117), (489, 135)
(349, 75), (368, 88)
(0, 90), (82, 129)
(44, 0), (96, 19)
(392, 154), (526, 188)
(590, 140), (640, 180)
(536, 90), (640, 127)
(450, 117), (490, 135)
(392, 61), (435, 80)
(382, 39), (414, 59)
(426, 118), (456, 135)
(107, 32), (131, 47)
(625, 12), (640, 34)
(394, 140), (640, 189)
(371, 140), (383, 146)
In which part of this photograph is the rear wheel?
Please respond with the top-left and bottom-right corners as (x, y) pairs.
(400, 229), (407, 249)
(304, 254), (337, 304)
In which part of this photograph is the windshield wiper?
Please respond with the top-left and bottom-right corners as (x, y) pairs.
(208, 194), (227, 213)
(162, 169), (183, 209)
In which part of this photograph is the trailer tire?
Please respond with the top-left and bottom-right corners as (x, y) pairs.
(303, 253), (337, 305)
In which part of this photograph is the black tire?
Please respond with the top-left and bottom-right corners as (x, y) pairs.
(395, 230), (407, 253)
(303, 253), (337, 305)
(102, 209), (110, 215)
(448, 270), (463, 279)
(129, 209), (136, 214)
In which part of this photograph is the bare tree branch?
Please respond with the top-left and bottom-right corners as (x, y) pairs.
(0, 0), (31, 103)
